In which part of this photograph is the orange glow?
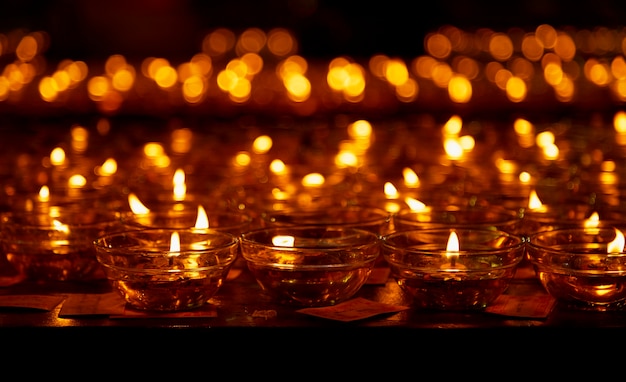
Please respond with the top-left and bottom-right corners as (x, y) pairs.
(169, 231), (181, 253)
(272, 235), (295, 247)
(236, 28), (267, 55)
(241, 52), (263, 76)
(327, 58), (366, 100)
(505, 76), (527, 102)
(614, 111), (626, 133)
(403, 167), (420, 187)
(87, 76), (111, 101)
(202, 28), (236, 56)
(38, 185), (50, 202)
(425, 33), (452, 59)
(302, 173), (324, 187)
(521, 33), (544, 61)
(128, 193), (150, 214)
(384, 182), (399, 199)
(270, 159), (287, 175)
(528, 189), (545, 210)
(585, 59), (612, 86)
(584, 212), (600, 228)
(446, 231), (460, 252)
(535, 24), (557, 49)
(15, 34), (39, 62)
(489, 33), (514, 61)
(608, 228), (625, 253)
(154, 65), (178, 89)
(384, 58), (409, 86)
(554, 32), (576, 61)
(447, 74), (472, 103)
(412, 56), (438, 79)
(234, 152), (251, 167)
(284, 72), (311, 102)
(443, 115), (462, 136)
(348, 120), (372, 139)
(252, 135), (273, 154)
(396, 78), (418, 102)
(195, 205), (209, 229)
(267, 28), (296, 57)
(50, 147), (65, 166)
(444, 138), (463, 160)
(173, 168), (186, 201)
(182, 75), (206, 103)
(405, 197), (426, 211)
(97, 158), (117, 176)
(431, 62), (453, 88)
(68, 174), (86, 188)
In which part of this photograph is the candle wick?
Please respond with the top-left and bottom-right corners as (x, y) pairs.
(450, 255), (456, 268)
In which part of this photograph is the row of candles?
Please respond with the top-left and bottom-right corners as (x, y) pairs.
(2, 24), (626, 116)
(3, 22), (626, 312)
(1, 109), (626, 311)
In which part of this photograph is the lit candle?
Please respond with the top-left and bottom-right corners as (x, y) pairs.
(527, 227), (626, 311)
(440, 231), (466, 271)
(382, 228), (525, 310)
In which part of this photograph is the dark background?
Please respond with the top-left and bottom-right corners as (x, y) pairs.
(2, 0), (626, 61)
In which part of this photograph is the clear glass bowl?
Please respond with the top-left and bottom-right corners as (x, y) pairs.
(526, 227), (626, 311)
(1, 206), (122, 282)
(93, 228), (239, 311)
(382, 228), (525, 310)
(240, 225), (380, 306)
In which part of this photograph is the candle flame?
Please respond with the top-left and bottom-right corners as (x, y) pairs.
(445, 231), (460, 262)
(170, 231), (181, 252)
(528, 189), (544, 210)
(405, 197), (427, 211)
(173, 168), (186, 201)
(272, 235), (295, 247)
(195, 205), (209, 229)
(608, 228), (625, 253)
(38, 185), (50, 202)
(52, 219), (70, 234)
(384, 181), (399, 199)
(583, 212), (600, 228)
(402, 167), (420, 188)
(128, 193), (150, 214)
(301, 173), (324, 187)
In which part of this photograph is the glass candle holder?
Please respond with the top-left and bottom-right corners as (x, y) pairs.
(381, 228), (525, 310)
(0, 206), (122, 282)
(393, 205), (522, 235)
(239, 226), (381, 307)
(526, 227), (626, 311)
(93, 228), (239, 311)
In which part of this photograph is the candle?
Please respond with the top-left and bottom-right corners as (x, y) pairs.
(527, 227), (626, 311)
(93, 228), (239, 311)
(239, 226), (380, 306)
(382, 228), (525, 310)
(0, 206), (122, 282)
(439, 231), (467, 273)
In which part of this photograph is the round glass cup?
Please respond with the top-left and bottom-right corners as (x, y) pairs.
(526, 227), (626, 311)
(93, 228), (239, 311)
(0, 206), (123, 282)
(239, 225), (381, 307)
(393, 205), (522, 235)
(381, 228), (525, 310)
